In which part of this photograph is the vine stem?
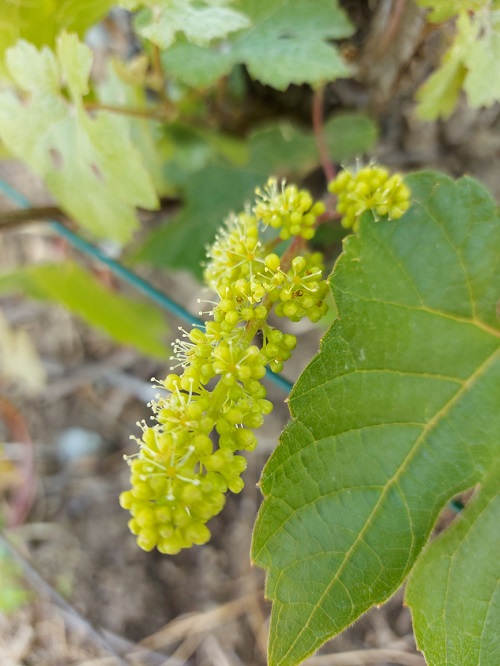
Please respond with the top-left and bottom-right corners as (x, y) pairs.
(374, 0), (407, 57)
(0, 206), (65, 229)
(312, 85), (336, 183)
(0, 395), (36, 527)
(151, 44), (169, 107)
(84, 101), (172, 122)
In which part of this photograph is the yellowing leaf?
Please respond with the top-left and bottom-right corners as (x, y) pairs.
(124, 0), (251, 49)
(416, 10), (500, 119)
(463, 10), (500, 108)
(5, 39), (60, 92)
(416, 15), (471, 119)
(0, 309), (45, 392)
(0, 0), (113, 75)
(417, 0), (489, 22)
(0, 34), (158, 243)
(96, 58), (174, 197)
(0, 262), (169, 359)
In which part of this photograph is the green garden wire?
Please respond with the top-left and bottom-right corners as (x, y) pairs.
(0, 178), (293, 393)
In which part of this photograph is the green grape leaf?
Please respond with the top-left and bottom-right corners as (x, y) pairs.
(0, 0), (113, 73)
(0, 262), (168, 359)
(134, 114), (377, 276)
(161, 0), (353, 90)
(0, 34), (158, 243)
(406, 458), (500, 666)
(123, 0), (251, 49)
(252, 171), (500, 666)
(417, 0), (489, 22)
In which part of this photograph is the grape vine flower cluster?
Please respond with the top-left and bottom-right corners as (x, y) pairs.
(328, 164), (411, 231)
(120, 179), (328, 554)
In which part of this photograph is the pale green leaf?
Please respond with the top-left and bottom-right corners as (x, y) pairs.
(5, 39), (60, 92)
(417, 0), (489, 22)
(97, 58), (176, 197)
(135, 114), (377, 276)
(416, 10), (500, 119)
(415, 15), (471, 119)
(126, 0), (251, 49)
(0, 35), (158, 243)
(406, 459), (500, 666)
(0, 308), (45, 391)
(463, 11), (500, 108)
(57, 31), (92, 97)
(252, 172), (500, 666)
(0, 263), (168, 359)
(415, 56), (466, 120)
(161, 0), (353, 90)
(0, 0), (113, 74)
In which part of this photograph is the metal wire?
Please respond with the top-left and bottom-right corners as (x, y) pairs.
(0, 179), (293, 393)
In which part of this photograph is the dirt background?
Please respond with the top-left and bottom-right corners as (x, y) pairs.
(1, 2), (499, 665)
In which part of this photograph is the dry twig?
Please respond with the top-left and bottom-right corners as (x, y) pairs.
(305, 647), (426, 666)
(139, 593), (261, 650)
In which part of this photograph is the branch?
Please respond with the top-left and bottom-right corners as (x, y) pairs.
(312, 86), (336, 183)
(0, 206), (64, 229)
(84, 101), (173, 123)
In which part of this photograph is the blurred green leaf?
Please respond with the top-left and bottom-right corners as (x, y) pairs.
(0, 0), (113, 75)
(134, 114), (377, 277)
(417, 0), (490, 22)
(161, 0), (353, 90)
(0, 262), (169, 359)
(96, 57), (249, 195)
(97, 58), (175, 197)
(324, 114), (378, 163)
(416, 10), (500, 119)
(122, 0), (251, 49)
(0, 35), (158, 243)
(462, 10), (500, 108)
(135, 163), (263, 277)
(160, 123), (249, 188)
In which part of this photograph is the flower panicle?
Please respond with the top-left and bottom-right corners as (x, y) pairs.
(121, 178), (330, 554)
(328, 164), (411, 231)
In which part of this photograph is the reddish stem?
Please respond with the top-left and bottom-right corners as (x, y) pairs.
(375, 0), (407, 57)
(0, 395), (36, 527)
(312, 86), (336, 183)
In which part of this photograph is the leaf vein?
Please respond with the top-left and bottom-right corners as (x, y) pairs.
(277, 346), (500, 663)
